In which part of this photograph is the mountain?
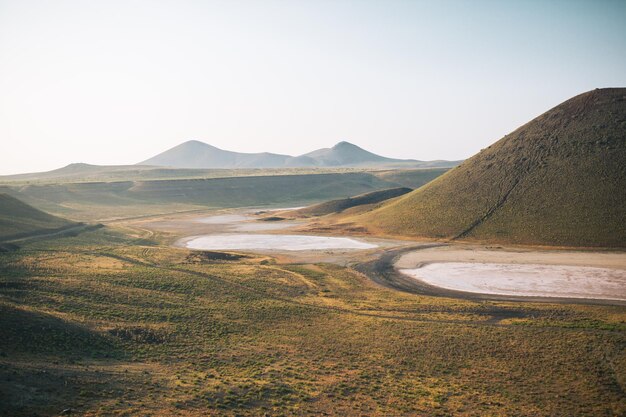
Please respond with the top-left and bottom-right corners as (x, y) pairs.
(0, 194), (76, 241)
(352, 88), (626, 247)
(139, 140), (460, 169)
(139, 140), (299, 169)
(302, 141), (407, 166)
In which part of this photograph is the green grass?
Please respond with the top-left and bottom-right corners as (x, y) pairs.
(370, 168), (450, 189)
(0, 193), (76, 241)
(0, 228), (624, 416)
(0, 172), (400, 222)
(293, 187), (412, 217)
(0, 163), (368, 185)
(355, 88), (626, 247)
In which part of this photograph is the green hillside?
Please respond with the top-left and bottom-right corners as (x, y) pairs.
(371, 168), (450, 188)
(355, 88), (626, 247)
(0, 172), (398, 221)
(0, 194), (75, 241)
(0, 163), (365, 184)
(295, 187), (412, 217)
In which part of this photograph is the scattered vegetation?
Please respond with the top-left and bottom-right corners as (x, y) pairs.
(1, 228), (624, 416)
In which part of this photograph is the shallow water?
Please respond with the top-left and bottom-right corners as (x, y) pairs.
(185, 234), (378, 251)
(400, 262), (626, 301)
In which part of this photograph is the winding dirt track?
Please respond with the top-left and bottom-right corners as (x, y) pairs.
(354, 245), (626, 306)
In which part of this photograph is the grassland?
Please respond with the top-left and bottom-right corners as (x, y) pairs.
(0, 164), (368, 185)
(1, 227), (624, 416)
(0, 172), (402, 222)
(0, 194), (77, 241)
(354, 88), (626, 248)
(292, 187), (412, 217)
(369, 168), (450, 189)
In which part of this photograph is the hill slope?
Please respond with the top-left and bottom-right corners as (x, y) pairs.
(370, 168), (450, 189)
(294, 187), (412, 217)
(0, 194), (75, 241)
(354, 88), (626, 247)
(0, 172), (399, 221)
(0, 163), (359, 184)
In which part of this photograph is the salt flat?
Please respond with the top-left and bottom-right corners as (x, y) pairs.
(396, 246), (626, 301)
(185, 233), (378, 251)
(401, 262), (626, 301)
(197, 214), (249, 224)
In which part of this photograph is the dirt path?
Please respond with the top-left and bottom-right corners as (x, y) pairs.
(359, 244), (626, 305)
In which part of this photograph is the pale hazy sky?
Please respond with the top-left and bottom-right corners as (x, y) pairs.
(1, 0), (625, 175)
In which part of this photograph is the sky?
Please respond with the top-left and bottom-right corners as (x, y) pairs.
(1, 0), (625, 175)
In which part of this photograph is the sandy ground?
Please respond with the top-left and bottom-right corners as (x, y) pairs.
(396, 246), (626, 301)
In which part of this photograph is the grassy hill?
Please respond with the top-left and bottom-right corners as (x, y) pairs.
(302, 141), (406, 166)
(0, 194), (75, 241)
(354, 88), (626, 247)
(0, 163), (365, 185)
(370, 168), (450, 188)
(294, 187), (412, 217)
(0, 172), (399, 221)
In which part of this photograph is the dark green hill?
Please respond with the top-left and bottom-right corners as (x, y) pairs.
(371, 168), (450, 188)
(0, 172), (398, 221)
(0, 194), (75, 241)
(355, 88), (626, 247)
(295, 187), (412, 217)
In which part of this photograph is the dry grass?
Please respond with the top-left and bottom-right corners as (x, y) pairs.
(0, 228), (624, 416)
(354, 88), (626, 247)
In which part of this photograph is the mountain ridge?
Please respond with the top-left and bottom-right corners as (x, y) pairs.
(139, 140), (460, 169)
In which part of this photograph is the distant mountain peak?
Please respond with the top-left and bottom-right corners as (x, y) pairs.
(138, 140), (459, 169)
(333, 141), (357, 148)
(64, 163), (93, 168)
(178, 140), (218, 149)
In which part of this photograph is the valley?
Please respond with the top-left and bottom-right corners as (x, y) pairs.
(2, 202), (624, 416)
(1, 88), (625, 416)
(121, 208), (626, 303)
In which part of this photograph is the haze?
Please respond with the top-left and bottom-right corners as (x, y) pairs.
(1, 0), (625, 175)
